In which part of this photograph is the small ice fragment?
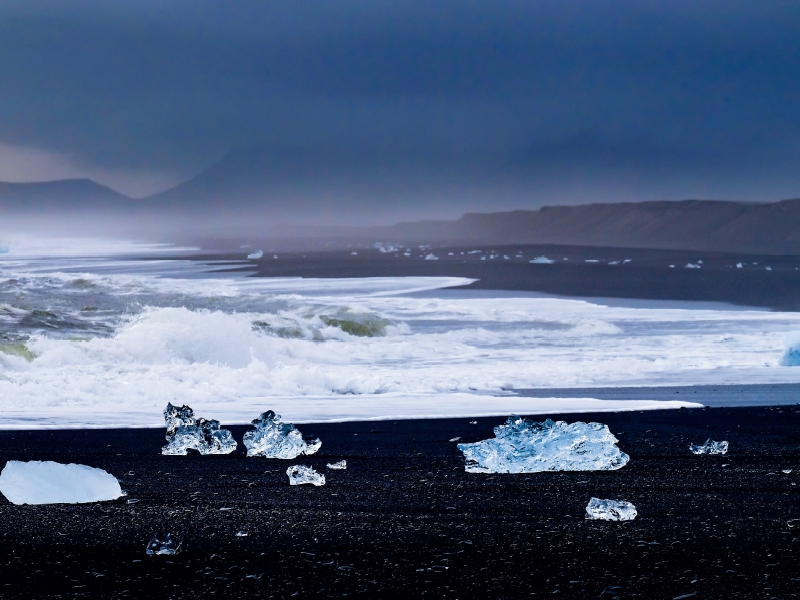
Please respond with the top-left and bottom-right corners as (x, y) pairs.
(219, 507), (233, 511)
(247, 250), (263, 259)
(326, 460), (347, 470)
(146, 533), (181, 556)
(424, 253), (438, 260)
(350, 251), (358, 255)
(783, 469), (793, 474)
(235, 531), (249, 537)
(243, 410), (321, 459)
(469, 421), (477, 425)
(161, 403), (237, 456)
(689, 439), (728, 455)
(529, 256), (555, 264)
(287, 465), (325, 486)
(685, 263), (701, 269)
(736, 262), (743, 268)
(449, 437), (462, 442)
(585, 497), (637, 521)
(0, 460), (123, 505)
(457, 416), (629, 473)
(127, 499), (140, 504)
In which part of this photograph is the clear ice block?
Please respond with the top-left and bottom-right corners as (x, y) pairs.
(326, 460), (347, 470)
(457, 416), (629, 473)
(146, 532), (182, 555)
(161, 403), (237, 456)
(287, 465), (326, 486)
(243, 411), (321, 459)
(585, 497), (637, 521)
(689, 439), (728, 455)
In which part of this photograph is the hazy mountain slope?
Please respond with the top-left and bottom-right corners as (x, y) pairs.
(0, 179), (133, 213)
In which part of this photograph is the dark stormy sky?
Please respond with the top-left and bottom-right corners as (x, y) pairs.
(1, 1), (799, 222)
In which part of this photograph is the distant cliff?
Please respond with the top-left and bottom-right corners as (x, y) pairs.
(365, 199), (800, 254)
(0, 179), (132, 212)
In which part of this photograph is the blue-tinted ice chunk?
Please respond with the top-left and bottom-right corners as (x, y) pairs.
(689, 439), (728, 455)
(146, 532), (181, 555)
(243, 411), (321, 459)
(287, 465), (325, 486)
(585, 497), (637, 521)
(161, 403), (237, 456)
(457, 416), (629, 473)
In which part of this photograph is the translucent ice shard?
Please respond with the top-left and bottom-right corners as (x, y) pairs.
(0, 460), (123, 505)
(287, 465), (326, 486)
(146, 533), (182, 555)
(327, 460), (347, 470)
(457, 416), (629, 473)
(247, 250), (263, 259)
(243, 411), (321, 459)
(161, 403), (237, 456)
(585, 497), (637, 521)
(689, 439), (728, 455)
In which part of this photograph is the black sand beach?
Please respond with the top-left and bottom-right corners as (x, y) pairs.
(186, 244), (800, 311)
(1, 405), (799, 599)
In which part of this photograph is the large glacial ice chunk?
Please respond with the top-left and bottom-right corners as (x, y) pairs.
(689, 439), (728, 455)
(457, 416), (629, 473)
(287, 465), (326, 486)
(162, 403), (237, 456)
(243, 410), (321, 459)
(585, 497), (637, 521)
(146, 533), (182, 555)
(0, 460), (123, 505)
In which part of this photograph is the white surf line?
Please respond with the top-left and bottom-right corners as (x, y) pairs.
(0, 395), (703, 429)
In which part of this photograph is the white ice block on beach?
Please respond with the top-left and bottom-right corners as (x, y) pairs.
(585, 497), (637, 521)
(689, 439), (728, 455)
(244, 410), (321, 459)
(162, 403), (237, 456)
(457, 416), (629, 473)
(0, 460), (123, 505)
(287, 465), (325, 486)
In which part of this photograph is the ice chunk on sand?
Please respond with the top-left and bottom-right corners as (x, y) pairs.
(243, 410), (321, 459)
(162, 403), (237, 456)
(457, 416), (629, 473)
(287, 465), (325, 486)
(585, 497), (637, 521)
(327, 460), (347, 470)
(146, 533), (182, 555)
(0, 460), (123, 505)
(689, 439), (728, 455)
(247, 250), (263, 259)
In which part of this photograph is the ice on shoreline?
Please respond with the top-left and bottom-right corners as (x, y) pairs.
(689, 439), (728, 455)
(327, 460), (347, 470)
(585, 498), (637, 521)
(243, 411), (321, 458)
(146, 533), (182, 556)
(162, 403), (237, 456)
(0, 460), (123, 505)
(457, 416), (629, 473)
(287, 465), (325, 486)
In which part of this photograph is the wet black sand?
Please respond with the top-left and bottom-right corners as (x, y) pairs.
(182, 244), (800, 310)
(1, 406), (800, 599)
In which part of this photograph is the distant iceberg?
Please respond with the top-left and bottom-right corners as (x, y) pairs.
(457, 416), (629, 473)
(529, 256), (555, 264)
(247, 250), (264, 259)
(0, 460), (123, 505)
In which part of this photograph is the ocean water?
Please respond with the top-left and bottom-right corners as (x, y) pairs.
(2, 237), (800, 428)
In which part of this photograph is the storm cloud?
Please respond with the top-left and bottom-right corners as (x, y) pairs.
(0, 1), (798, 220)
